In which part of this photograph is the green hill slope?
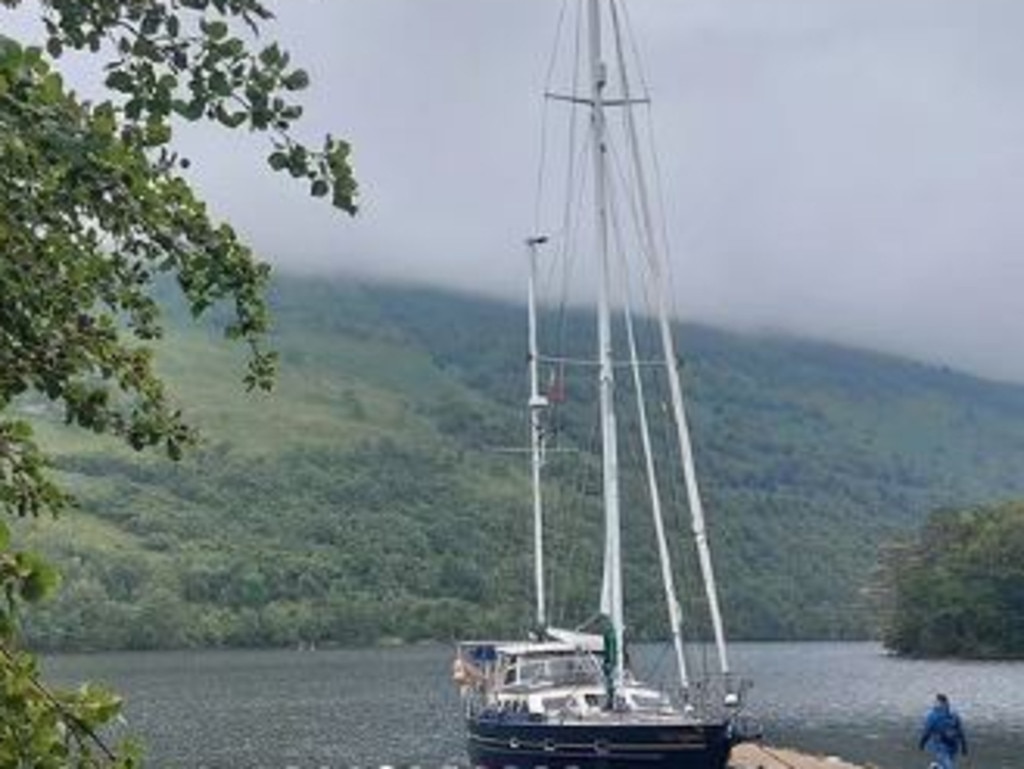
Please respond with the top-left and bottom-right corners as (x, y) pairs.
(16, 275), (1024, 649)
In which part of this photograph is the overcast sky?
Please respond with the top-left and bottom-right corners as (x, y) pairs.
(6, 1), (1024, 381)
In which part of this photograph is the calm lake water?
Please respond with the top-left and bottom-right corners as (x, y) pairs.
(44, 642), (1022, 768)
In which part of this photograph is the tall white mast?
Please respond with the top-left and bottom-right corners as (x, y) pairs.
(604, 2), (693, 695)
(588, 0), (625, 690)
(526, 235), (548, 630)
(609, 3), (731, 675)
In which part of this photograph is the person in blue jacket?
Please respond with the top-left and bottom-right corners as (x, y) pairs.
(919, 693), (968, 769)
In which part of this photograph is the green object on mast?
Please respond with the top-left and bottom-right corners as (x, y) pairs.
(601, 618), (618, 708)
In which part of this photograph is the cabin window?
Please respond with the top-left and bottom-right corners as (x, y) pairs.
(631, 693), (670, 710)
(542, 696), (572, 713)
(519, 661), (545, 682)
(546, 656), (600, 684)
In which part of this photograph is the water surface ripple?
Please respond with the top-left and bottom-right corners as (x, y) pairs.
(43, 642), (1023, 768)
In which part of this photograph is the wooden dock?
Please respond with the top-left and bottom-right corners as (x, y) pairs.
(732, 743), (878, 769)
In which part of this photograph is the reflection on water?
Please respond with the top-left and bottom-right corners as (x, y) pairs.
(43, 643), (1022, 768)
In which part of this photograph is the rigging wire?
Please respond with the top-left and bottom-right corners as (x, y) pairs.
(619, 0), (652, 101)
(607, 118), (704, 664)
(526, 0), (724, 672)
(532, 0), (570, 236)
(547, 130), (592, 324)
(553, 0), (586, 364)
(631, 56), (724, 671)
(606, 163), (671, 689)
(607, 118), (708, 693)
(530, 1), (604, 629)
(618, 0), (678, 292)
(622, 5), (687, 334)
(609, 0), (722, 674)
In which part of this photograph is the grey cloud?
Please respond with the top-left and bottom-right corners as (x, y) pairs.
(6, 0), (1024, 381)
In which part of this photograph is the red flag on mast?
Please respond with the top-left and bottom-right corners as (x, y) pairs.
(546, 364), (566, 403)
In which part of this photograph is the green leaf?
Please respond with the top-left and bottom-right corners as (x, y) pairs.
(141, 11), (162, 37)
(39, 71), (63, 102)
(93, 102), (117, 135)
(105, 69), (134, 93)
(174, 99), (205, 121)
(267, 150), (288, 170)
(201, 19), (229, 41)
(281, 69), (309, 91)
(258, 43), (282, 67)
(216, 106), (248, 128)
(17, 557), (60, 603)
(209, 71), (231, 96)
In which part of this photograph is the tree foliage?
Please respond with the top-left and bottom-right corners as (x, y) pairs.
(1, 0), (357, 763)
(876, 501), (1024, 658)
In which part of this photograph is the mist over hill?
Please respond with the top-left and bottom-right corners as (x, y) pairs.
(18, 275), (1024, 650)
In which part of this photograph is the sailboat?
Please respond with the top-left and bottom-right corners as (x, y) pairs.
(455, 2), (753, 767)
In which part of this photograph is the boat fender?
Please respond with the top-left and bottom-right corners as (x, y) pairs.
(452, 656), (481, 688)
(452, 657), (469, 684)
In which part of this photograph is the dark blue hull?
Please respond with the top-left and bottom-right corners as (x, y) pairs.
(467, 716), (733, 769)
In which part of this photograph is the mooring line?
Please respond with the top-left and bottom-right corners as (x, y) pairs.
(748, 742), (802, 769)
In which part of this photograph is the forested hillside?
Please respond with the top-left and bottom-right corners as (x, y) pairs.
(16, 276), (1024, 649)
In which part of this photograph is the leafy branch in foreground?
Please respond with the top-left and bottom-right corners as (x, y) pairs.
(1, 0), (358, 762)
(1, 520), (139, 766)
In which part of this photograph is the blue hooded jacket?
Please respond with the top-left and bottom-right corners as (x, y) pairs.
(920, 700), (968, 756)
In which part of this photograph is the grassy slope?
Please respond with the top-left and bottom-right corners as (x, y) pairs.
(16, 275), (1024, 648)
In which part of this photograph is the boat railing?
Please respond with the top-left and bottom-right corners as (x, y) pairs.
(676, 672), (752, 719)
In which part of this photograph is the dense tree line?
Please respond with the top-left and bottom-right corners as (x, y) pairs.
(25, 441), (526, 650)
(876, 501), (1024, 658)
